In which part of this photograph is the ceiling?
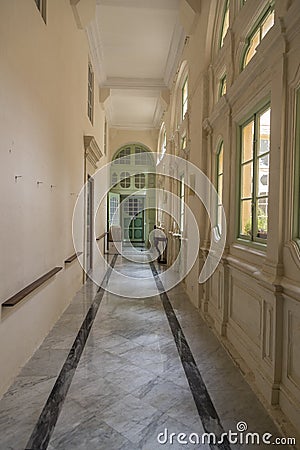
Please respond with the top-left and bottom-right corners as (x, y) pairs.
(87, 0), (185, 130)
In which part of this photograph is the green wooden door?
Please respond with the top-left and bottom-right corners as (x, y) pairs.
(121, 196), (144, 243)
(129, 211), (144, 242)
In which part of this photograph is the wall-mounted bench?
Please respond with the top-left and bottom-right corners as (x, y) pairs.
(2, 267), (62, 307)
(64, 252), (83, 264)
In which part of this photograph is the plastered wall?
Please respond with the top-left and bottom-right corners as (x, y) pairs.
(0, 0), (106, 396)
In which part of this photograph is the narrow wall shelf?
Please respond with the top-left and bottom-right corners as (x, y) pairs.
(96, 232), (108, 241)
(2, 267), (62, 307)
(64, 252), (83, 264)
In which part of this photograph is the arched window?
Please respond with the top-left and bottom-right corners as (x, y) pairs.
(114, 147), (131, 164)
(182, 77), (188, 120)
(148, 173), (156, 188)
(111, 172), (118, 186)
(242, 8), (274, 69)
(135, 173), (145, 189)
(135, 147), (151, 165)
(220, 0), (229, 48)
(217, 142), (224, 233)
(120, 172), (130, 188)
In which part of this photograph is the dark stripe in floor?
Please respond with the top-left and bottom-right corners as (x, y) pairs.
(25, 254), (118, 450)
(149, 262), (231, 450)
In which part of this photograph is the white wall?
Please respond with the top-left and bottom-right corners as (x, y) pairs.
(0, 0), (106, 396)
(109, 128), (159, 159)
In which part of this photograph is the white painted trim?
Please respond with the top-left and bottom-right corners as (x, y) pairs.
(101, 77), (167, 90)
(163, 20), (186, 88)
(86, 18), (107, 85)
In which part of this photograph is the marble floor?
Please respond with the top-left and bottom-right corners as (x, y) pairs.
(0, 252), (291, 449)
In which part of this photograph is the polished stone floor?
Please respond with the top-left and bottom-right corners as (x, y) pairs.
(0, 252), (288, 449)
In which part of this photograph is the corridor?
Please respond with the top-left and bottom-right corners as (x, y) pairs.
(0, 253), (286, 450)
(1, 0), (300, 447)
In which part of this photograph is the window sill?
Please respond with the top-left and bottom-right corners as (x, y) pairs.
(230, 240), (266, 266)
(234, 238), (267, 252)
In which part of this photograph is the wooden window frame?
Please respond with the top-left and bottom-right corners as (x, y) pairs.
(241, 7), (275, 70)
(238, 104), (271, 244)
(120, 172), (131, 189)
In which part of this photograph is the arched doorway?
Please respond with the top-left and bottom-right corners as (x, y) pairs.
(108, 144), (156, 247)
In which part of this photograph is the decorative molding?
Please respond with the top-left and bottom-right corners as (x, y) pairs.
(173, 129), (180, 154)
(103, 95), (113, 126)
(202, 118), (213, 136)
(99, 87), (110, 103)
(179, 0), (200, 36)
(84, 135), (103, 168)
(70, 0), (96, 30)
(96, 0), (179, 9)
(287, 310), (300, 388)
(262, 300), (274, 363)
(283, 0), (300, 43)
(208, 95), (231, 129)
(101, 77), (167, 90)
(153, 97), (166, 129)
(86, 16), (107, 85)
(163, 21), (186, 88)
(105, 124), (159, 131)
(285, 241), (300, 272)
(160, 89), (170, 110)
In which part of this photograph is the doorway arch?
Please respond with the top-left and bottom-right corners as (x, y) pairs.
(108, 144), (156, 246)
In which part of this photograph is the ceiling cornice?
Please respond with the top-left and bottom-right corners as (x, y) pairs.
(110, 89), (161, 98)
(101, 77), (167, 90)
(86, 17), (107, 85)
(70, 0), (96, 29)
(163, 20), (186, 88)
(104, 96), (114, 124)
(108, 124), (160, 131)
(96, 0), (179, 10)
